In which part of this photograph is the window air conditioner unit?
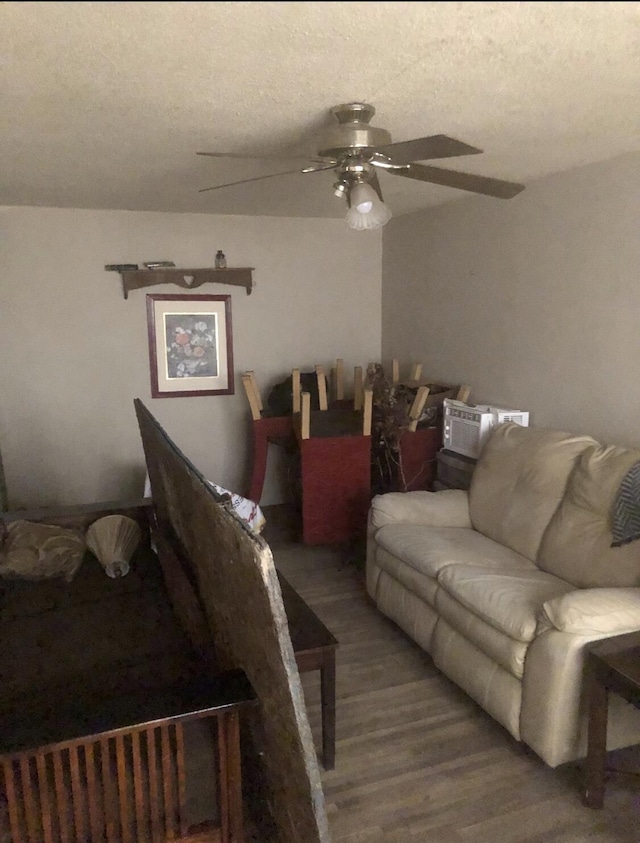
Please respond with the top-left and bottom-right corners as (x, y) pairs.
(443, 399), (530, 459)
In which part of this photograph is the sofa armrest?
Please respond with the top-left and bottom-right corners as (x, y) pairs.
(369, 489), (471, 530)
(540, 588), (640, 636)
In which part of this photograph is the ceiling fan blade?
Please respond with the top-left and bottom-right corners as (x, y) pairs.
(199, 168), (306, 194)
(301, 161), (339, 173)
(197, 151), (316, 161)
(390, 163), (525, 199)
(374, 135), (482, 165)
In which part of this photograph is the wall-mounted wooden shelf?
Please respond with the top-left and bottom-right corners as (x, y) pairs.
(120, 267), (254, 299)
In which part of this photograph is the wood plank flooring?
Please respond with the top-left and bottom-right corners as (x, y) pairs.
(263, 507), (640, 843)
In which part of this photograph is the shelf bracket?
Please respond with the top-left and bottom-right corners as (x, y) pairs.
(118, 267), (254, 299)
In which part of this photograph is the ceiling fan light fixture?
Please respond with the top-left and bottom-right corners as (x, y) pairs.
(350, 181), (377, 214)
(345, 198), (392, 230)
(333, 180), (348, 199)
(346, 176), (392, 230)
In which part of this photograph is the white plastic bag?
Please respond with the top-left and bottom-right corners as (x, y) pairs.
(143, 475), (265, 533)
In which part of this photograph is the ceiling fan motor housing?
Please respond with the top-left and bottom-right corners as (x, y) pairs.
(318, 102), (392, 158)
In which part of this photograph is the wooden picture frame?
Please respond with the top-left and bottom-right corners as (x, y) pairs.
(146, 294), (234, 398)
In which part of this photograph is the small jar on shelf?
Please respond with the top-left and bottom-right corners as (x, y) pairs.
(215, 250), (227, 269)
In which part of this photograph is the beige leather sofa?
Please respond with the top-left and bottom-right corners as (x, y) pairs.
(366, 422), (640, 767)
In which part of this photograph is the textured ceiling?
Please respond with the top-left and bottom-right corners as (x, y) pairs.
(2, 1), (639, 219)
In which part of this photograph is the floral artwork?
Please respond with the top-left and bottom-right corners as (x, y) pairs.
(164, 314), (218, 379)
(146, 294), (234, 397)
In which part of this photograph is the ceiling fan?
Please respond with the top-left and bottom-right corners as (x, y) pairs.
(197, 102), (525, 229)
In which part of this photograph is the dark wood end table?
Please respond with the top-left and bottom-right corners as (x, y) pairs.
(277, 571), (339, 770)
(583, 630), (640, 808)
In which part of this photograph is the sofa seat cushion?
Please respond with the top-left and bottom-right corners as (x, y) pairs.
(375, 524), (535, 580)
(437, 565), (574, 643)
(375, 546), (439, 607)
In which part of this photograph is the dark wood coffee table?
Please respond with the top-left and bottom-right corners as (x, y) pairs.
(277, 571), (338, 770)
(583, 630), (640, 808)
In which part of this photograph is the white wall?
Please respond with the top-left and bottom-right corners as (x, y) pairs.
(0, 207), (382, 507)
(382, 152), (640, 449)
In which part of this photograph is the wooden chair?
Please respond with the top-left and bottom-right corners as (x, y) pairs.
(294, 385), (373, 546)
(242, 362), (365, 505)
(241, 371), (295, 504)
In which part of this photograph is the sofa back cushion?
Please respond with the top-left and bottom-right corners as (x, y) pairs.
(469, 423), (595, 562)
(537, 443), (640, 587)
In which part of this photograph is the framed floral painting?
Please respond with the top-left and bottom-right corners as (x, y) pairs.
(146, 294), (234, 397)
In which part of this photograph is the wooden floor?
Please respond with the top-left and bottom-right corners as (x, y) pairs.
(263, 506), (640, 843)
